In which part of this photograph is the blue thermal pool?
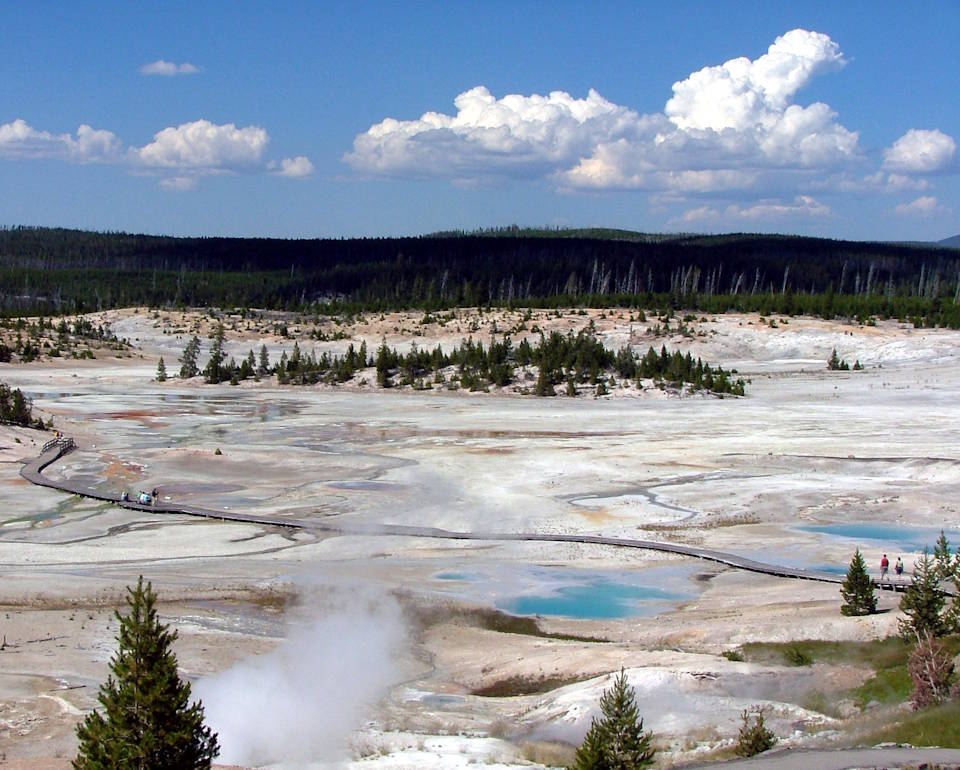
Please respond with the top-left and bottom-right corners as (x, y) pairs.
(797, 523), (960, 553)
(434, 564), (694, 620)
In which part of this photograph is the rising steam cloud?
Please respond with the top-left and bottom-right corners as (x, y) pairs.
(197, 586), (407, 766)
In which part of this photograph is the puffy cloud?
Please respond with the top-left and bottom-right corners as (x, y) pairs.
(348, 28), (860, 195)
(883, 129), (956, 174)
(664, 29), (845, 131)
(0, 118), (121, 162)
(894, 195), (949, 217)
(71, 124), (123, 162)
(346, 86), (641, 181)
(272, 155), (315, 178)
(133, 119), (269, 170)
(140, 60), (200, 76)
(0, 116), (310, 188)
(679, 195), (830, 224)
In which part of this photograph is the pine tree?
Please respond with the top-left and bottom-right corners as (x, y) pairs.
(570, 669), (655, 770)
(735, 707), (777, 757)
(257, 343), (270, 377)
(375, 341), (392, 388)
(840, 548), (877, 616)
(946, 558), (960, 635)
(899, 550), (948, 639)
(534, 365), (555, 397)
(827, 349), (848, 370)
(933, 530), (955, 580)
(203, 323), (226, 384)
(571, 721), (606, 770)
(179, 336), (200, 379)
(74, 577), (218, 769)
(156, 357), (167, 382)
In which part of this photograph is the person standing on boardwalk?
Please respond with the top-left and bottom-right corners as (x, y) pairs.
(880, 553), (889, 583)
(895, 556), (904, 579)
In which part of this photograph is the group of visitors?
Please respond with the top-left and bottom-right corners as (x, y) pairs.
(119, 487), (159, 506)
(879, 553), (904, 582)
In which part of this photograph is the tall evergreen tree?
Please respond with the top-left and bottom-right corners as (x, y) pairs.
(899, 550), (948, 639)
(156, 357), (167, 382)
(179, 336), (200, 379)
(534, 365), (555, 397)
(257, 343), (270, 377)
(571, 669), (655, 770)
(203, 324), (226, 384)
(933, 530), (955, 580)
(74, 577), (218, 769)
(840, 548), (877, 616)
(375, 340), (392, 388)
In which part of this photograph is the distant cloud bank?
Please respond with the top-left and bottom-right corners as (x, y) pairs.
(346, 28), (956, 225)
(0, 118), (121, 163)
(0, 116), (311, 190)
(0, 28), (951, 215)
(894, 195), (950, 218)
(140, 59), (200, 76)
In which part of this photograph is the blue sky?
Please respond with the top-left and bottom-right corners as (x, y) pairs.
(1, 1), (958, 240)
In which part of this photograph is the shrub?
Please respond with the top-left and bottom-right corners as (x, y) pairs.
(735, 707), (777, 757)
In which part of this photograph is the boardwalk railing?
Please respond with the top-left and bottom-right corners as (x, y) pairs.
(41, 436), (75, 455)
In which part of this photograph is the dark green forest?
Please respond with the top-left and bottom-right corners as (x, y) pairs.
(1, 226), (958, 326)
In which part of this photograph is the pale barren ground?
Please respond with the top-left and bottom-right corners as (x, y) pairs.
(1, 307), (959, 768)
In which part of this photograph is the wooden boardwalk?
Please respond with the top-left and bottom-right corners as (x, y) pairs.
(21, 438), (947, 595)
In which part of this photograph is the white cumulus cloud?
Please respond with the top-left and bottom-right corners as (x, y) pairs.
(883, 129), (956, 174)
(0, 116), (310, 188)
(664, 29), (845, 131)
(346, 85), (641, 182)
(0, 118), (121, 162)
(140, 60), (200, 76)
(347, 28), (860, 196)
(680, 195), (831, 225)
(272, 155), (315, 178)
(894, 195), (949, 218)
(133, 119), (269, 170)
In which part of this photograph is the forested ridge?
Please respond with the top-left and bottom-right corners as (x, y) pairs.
(1, 226), (958, 325)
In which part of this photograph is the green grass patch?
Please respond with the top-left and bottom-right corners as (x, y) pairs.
(410, 604), (607, 643)
(473, 673), (590, 698)
(861, 700), (960, 747)
(738, 636), (960, 709)
(854, 666), (913, 707)
(783, 645), (813, 666)
(739, 637), (912, 669)
(853, 635), (960, 707)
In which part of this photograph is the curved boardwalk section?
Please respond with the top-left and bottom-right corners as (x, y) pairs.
(22, 438), (943, 594)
